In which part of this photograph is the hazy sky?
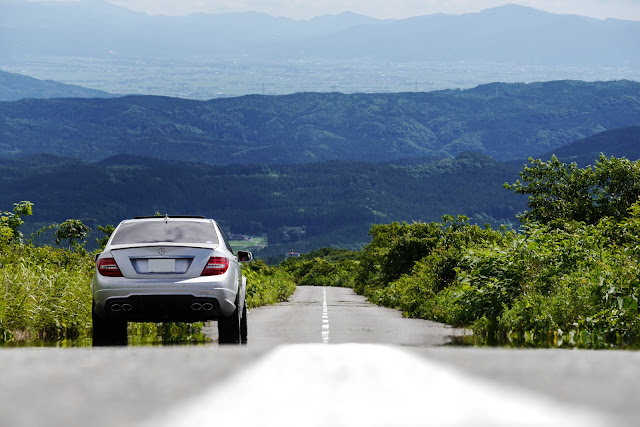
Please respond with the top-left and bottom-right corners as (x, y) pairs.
(100, 0), (640, 21)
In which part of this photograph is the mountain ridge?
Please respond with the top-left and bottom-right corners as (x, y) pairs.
(0, 150), (525, 255)
(3, 124), (638, 255)
(541, 126), (640, 166)
(0, 70), (114, 101)
(2, 1), (638, 65)
(1, 80), (638, 164)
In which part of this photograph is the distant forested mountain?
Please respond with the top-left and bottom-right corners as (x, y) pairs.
(1, 80), (638, 163)
(293, 4), (640, 66)
(0, 1), (379, 58)
(0, 70), (113, 101)
(540, 126), (640, 167)
(2, 2), (638, 67)
(0, 152), (526, 256)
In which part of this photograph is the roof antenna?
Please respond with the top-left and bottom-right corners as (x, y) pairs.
(164, 214), (169, 223)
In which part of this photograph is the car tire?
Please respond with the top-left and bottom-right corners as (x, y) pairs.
(240, 302), (248, 344)
(218, 299), (244, 344)
(92, 302), (128, 346)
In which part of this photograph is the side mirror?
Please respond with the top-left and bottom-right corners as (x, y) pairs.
(237, 251), (253, 262)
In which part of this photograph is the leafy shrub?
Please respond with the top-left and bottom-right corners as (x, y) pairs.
(350, 155), (640, 348)
(506, 154), (640, 225)
(0, 201), (33, 244)
(243, 260), (296, 308)
(355, 221), (445, 295)
(359, 216), (504, 314)
(284, 247), (359, 288)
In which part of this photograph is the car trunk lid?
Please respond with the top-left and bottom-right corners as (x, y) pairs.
(110, 246), (215, 279)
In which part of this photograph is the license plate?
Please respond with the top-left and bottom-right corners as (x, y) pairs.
(148, 258), (176, 273)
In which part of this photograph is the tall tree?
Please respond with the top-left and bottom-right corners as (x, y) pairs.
(505, 155), (640, 225)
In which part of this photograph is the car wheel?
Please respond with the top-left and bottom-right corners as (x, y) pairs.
(218, 302), (241, 344)
(240, 301), (248, 344)
(92, 302), (128, 346)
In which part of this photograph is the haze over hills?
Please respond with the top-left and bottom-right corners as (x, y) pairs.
(0, 1), (381, 57)
(0, 70), (113, 101)
(2, 1), (637, 64)
(1, 1), (638, 98)
(292, 4), (640, 65)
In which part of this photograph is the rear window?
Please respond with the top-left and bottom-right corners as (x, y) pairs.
(110, 221), (219, 245)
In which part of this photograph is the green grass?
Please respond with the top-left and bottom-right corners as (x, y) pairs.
(0, 245), (93, 343)
(230, 236), (268, 252)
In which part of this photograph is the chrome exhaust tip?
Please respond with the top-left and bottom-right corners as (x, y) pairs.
(202, 303), (214, 311)
(121, 303), (133, 312)
(110, 304), (122, 312)
(191, 303), (202, 311)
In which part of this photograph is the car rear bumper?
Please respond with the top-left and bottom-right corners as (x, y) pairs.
(96, 294), (229, 322)
(92, 279), (238, 322)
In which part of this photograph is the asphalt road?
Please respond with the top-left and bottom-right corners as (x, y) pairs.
(0, 286), (638, 426)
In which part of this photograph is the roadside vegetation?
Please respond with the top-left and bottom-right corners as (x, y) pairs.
(0, 206), (295, 346)
(243, 261), (296, 308)
(286, 155), (640, 348)
(4, 154), (640, 348)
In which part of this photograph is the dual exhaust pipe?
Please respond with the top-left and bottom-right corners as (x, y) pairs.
(109, 302), (214, 312)
(110, 303), (133, 312)
(191, 302), (214, 311)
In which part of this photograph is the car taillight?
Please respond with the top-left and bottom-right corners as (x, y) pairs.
(201, 257), (229, 276)
(97, 257), (123, 277)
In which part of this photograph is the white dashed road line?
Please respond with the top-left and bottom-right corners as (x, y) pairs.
(322, 287), (329, 344)
(143, 344), (608, 427)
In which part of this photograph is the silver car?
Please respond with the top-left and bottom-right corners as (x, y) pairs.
(91, 215), (252, 346)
